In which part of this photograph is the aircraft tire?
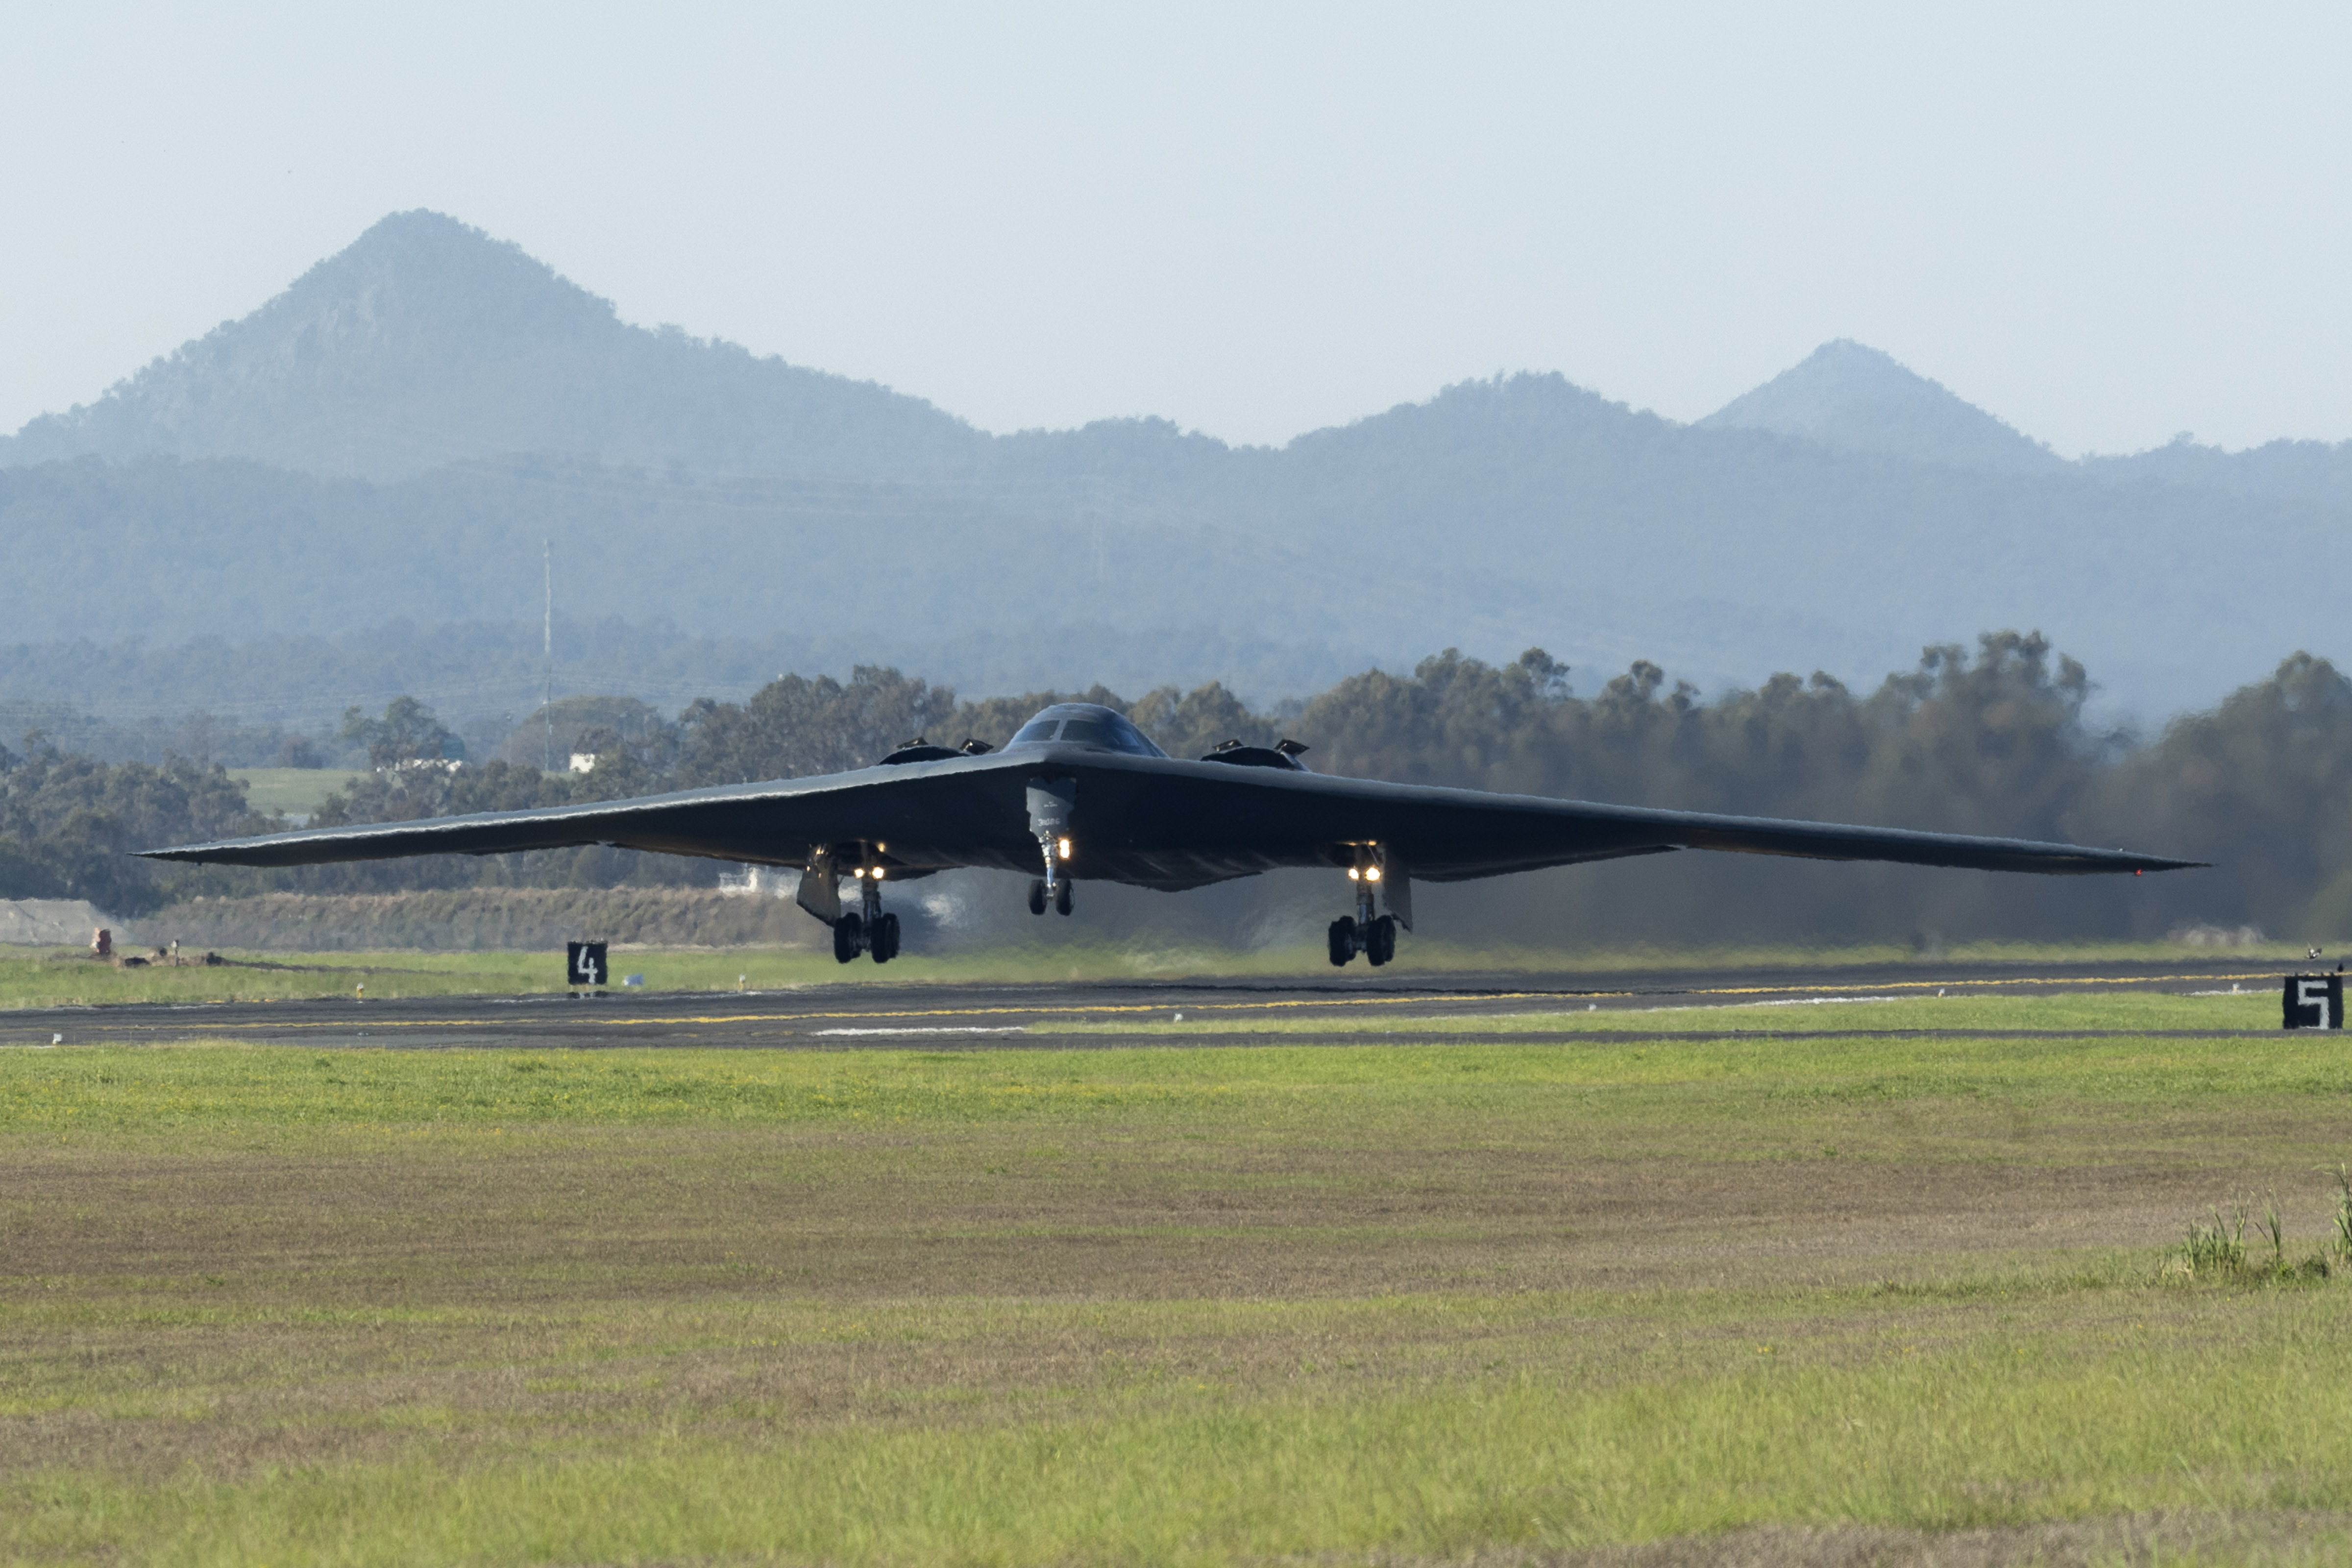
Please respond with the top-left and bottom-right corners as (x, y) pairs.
(871, 912), (900, 963)
(833, 913), (863, 964)
(1054, 880), (1074, 916)
(1367, 915), (1396, 966)
(1028, 879), (1048, 915)
(1328, 916), (1357, 967)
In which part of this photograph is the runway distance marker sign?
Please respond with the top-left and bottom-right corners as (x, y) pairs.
(2283, 973), (2342, 1030)
(566, 942), (609, 988)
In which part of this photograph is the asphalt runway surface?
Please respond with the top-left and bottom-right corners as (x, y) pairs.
(1, 954), (2315, 1050)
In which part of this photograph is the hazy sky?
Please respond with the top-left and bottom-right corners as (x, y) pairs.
(4, 3), (2346, 456)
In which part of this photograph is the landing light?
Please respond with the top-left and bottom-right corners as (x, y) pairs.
(872, 867), (885, 880)
(1366, 866), (1382, 882)
(1057, 837), (1072, 860)
(1348, 867), (1360, 881)
(853, 867), (866, 878)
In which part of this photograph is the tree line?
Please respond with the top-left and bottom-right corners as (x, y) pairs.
(6, 633), (2350, 945)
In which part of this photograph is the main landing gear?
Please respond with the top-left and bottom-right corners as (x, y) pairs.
(1027, 877), (1074, 916)
(832, 859), (901, 964)
(1328, 850), (1399, 967)
(1328, 911), (1396, 967)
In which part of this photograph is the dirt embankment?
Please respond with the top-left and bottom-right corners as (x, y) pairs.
(140, 889), (822, 951)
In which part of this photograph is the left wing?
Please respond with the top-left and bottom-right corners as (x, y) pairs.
(137, 753), (1053, 873)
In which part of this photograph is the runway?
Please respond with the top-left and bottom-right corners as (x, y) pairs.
(0, 954), (2303, 1049)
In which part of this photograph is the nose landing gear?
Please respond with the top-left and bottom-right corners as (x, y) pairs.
(1025, 777), (1078, 919)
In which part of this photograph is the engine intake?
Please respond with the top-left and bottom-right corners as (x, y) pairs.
(1198, 738), (1312, 771)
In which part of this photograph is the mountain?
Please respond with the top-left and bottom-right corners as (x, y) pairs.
(5, 213), (2352, 723)
(0, 212), (984, 482)
(1697, 339), (2065, 476)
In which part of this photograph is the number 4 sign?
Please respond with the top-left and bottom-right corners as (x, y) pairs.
(2284, 973), (2343, 1030)
(567, 941), (608, 988)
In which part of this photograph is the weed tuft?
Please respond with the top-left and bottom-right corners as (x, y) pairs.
(2258, 1189), (2285, 1271)
(2164, 1186), (2334, 1286)
(2170, 1204), (2248, 1279)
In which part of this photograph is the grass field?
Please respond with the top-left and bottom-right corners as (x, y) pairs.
(8, 1002), (2352, 1564)
(224, 766), (368, 815)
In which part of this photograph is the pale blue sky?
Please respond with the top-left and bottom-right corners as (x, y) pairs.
(4, 2), (2346, 455)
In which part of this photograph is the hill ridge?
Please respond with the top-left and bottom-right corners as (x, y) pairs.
(1697, 339), (2064, 475)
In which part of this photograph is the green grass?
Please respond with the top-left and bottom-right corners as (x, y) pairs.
(9, 1029), (2352, 1562)
(0, 948), (564, 1007)
(4, 1020), (2349, 1132)
(224, 766), (367, 815)
(18, 1331), (2352, 1565)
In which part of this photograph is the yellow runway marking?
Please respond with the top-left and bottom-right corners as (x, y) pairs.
(120, 970), (2289, 1036)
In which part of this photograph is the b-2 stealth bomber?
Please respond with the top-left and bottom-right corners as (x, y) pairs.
(142, 702), (2199, 965)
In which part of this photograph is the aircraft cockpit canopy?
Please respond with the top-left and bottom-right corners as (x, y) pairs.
(1006, 704), (1167, 758)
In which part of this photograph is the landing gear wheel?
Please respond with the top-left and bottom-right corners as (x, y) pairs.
(833, 912), (864, 964)
(1328, 916), (1358, 967)
(1028, 879), (1048, 915)
(1054, 880), (1074, 916)
(870, 911), (900, 963)
(1366, 914), (1396, 967)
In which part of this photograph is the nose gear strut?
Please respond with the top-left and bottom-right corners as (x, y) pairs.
(1026, 778), (1077, 916)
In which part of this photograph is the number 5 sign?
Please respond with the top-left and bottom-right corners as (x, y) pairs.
(2284, 973), (2343, 1030)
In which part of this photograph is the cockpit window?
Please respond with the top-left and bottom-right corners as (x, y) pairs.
(1056, 717), (1147, 753)
(1004, 707), (1167, 757)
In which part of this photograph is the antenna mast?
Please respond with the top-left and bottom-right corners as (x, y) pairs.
(542, 539), (554, 773)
